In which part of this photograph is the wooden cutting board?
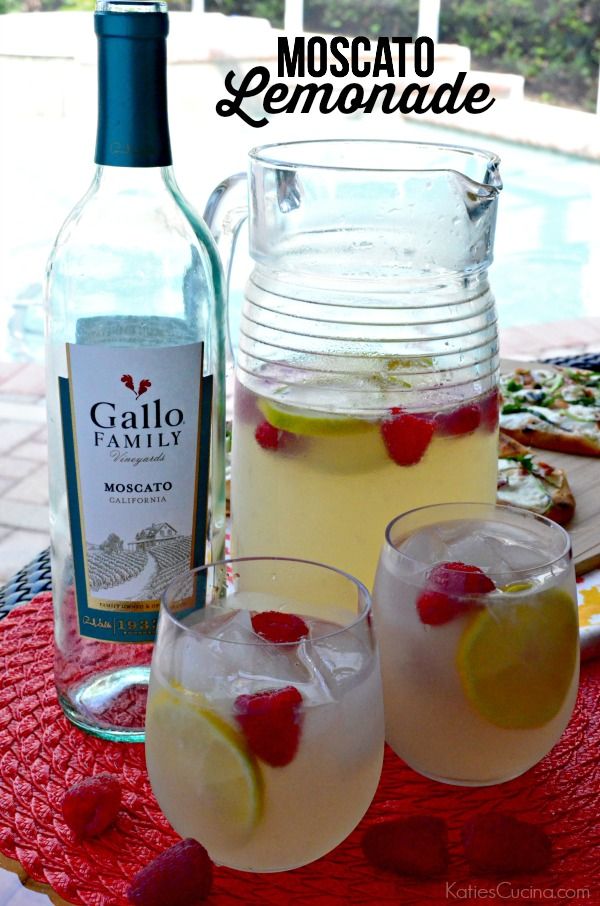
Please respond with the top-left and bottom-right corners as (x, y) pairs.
(501, 358), (600, 576)
(535, 445), (600, 575)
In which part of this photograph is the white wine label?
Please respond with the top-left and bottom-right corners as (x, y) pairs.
(59, 342), (211, 643)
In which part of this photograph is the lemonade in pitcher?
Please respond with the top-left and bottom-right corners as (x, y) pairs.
(233, 377), (499, 589)
(206, 140), (503, 588)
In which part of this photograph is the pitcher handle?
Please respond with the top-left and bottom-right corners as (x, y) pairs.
(203, 172), (248, 366)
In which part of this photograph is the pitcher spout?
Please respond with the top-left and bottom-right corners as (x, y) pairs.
(243, 140), (503, 280)
(483, 157), (503, 193)
(458, 154), (502, 223)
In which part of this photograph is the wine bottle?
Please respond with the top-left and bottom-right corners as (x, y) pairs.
(45, 0), (226, 741)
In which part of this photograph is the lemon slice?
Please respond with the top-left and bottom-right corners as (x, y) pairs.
(147, 687), (263, 834)
(457, 588), (578, 729)
(258, 399), (375, 437)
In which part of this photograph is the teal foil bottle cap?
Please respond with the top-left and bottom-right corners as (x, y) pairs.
(94, 0), (172, 167)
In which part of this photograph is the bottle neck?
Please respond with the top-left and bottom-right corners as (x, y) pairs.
(94, 10), (172, 168)
(93, 163), (174, 191)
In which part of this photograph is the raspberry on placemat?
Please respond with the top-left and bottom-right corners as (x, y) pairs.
(462, 813), (552, 875)
(61, 773), (122, 838)
(362, 815), (449, 877)
(127, 838), (213, 905)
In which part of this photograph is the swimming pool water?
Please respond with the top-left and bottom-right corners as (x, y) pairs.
(223, 120), (600, 356)
(400, 120), (600, 328)
(3, 113), (599, 361)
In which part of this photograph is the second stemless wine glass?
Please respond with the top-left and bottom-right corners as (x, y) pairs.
(372, 502), (579, 786)
(145, 557), (384, 871)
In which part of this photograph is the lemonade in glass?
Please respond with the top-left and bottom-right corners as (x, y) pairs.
(145, 557), (384, 871)
(372, 503), (579, 786)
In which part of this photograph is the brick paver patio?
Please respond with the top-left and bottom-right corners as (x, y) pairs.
(0, 363), (49, 584)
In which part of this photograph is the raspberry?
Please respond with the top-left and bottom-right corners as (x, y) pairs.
(380, 408), (435, 466)
(416, 563), (495, 626)
(234, 686), (303, 767)
(251, 610), (309, 643)
(479, 389), (500, 432)
(127, 839), (213, 906)
(462, 813), (552, 875)
(255, 420), (282, 450)
(362, 816), (448, 877)
(416, 590), (476, 626)
(429, 562), (496, 596)
(61, 773), (121, 838)
(435, 404), (481, 437)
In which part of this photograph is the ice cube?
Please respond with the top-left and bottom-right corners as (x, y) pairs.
(483, 536), (542, 573)
(434, 519), (543, 580)
(175, 606), (316, 700)
(395, 525), (452, 576)
(172, 618), (235, 696)
(171, 601), (373, 713)
(295, 624), (371, 705)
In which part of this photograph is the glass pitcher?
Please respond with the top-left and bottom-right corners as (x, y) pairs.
(205, 139), (502, 590)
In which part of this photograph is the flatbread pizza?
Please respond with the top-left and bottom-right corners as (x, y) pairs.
(497, 432), (575, 525)
(499, 365), (600, 457)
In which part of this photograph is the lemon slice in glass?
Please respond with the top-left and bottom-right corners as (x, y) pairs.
(148, 687), (263, 834)
(258, 399), (374, 437)
(456, 588), (578, 729)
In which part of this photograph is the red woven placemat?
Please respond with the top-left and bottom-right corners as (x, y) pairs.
(1, 593), (599, 906)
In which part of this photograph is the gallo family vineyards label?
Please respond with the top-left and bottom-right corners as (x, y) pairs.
(59, 342), (212, 643)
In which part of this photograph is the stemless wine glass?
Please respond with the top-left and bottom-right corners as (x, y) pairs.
(372, 502), (580, 787)
(145, 557), (384, 871)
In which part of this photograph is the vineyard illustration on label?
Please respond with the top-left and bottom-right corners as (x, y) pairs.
(87, 522), (192, 602)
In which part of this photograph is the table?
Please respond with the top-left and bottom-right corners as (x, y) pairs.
(0, 353), (599, 905)
(1, 572), (600, 905)
(0, 549), (71, 905)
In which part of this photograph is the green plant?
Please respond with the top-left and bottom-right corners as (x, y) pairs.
(206, 0), (284, 27)
(304, 0), (419, 37)
(439, 0), (600, 111)
(204, 0), (599, 112)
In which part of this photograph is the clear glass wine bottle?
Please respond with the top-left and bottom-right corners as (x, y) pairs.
(45, 0), (226, 741)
